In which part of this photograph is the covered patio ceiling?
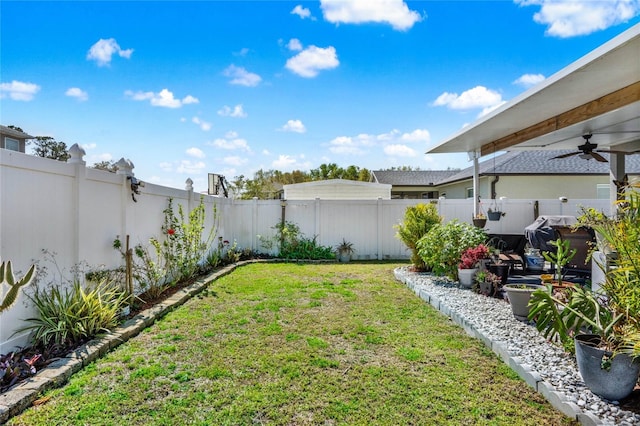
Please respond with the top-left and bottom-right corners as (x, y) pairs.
(427, 24), (640, 158)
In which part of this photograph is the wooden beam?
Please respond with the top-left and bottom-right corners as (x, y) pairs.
(480, 81), (640, 156)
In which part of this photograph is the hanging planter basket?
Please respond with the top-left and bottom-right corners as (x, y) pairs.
(488, 211), (503, 221)
(472, 218), (487, 228)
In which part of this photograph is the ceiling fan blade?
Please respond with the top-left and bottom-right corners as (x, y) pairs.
(551, 152), (580, 159)
(591, 152), (608, 162)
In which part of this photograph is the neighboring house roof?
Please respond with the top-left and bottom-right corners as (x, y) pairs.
(0, 125), (34, 139)
(439, 150), (640, 185)
(371, 170), (459, 186)
(371, 151), (640, 187)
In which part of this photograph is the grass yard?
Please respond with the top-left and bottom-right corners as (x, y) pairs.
(8, 263), (576, 425)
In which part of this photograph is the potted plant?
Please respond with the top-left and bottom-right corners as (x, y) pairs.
(474, 270), (502, 298)
(542, 239), (577, 289)
(487, 208), (505, 221)
(457, 244), (490, 288)
(472, 213), (486, 228)
(335, 238), (355, 263)
(504, 282), (544, 322)
(528, 184), (640, 400)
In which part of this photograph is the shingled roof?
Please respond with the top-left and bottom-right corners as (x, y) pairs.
(372, 150), (640, 186)
(371, 170), (459, 186)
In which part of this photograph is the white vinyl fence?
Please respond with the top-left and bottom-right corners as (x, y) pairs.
(0, 147), (610, 352)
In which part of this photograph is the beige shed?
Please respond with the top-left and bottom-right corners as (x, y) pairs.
(283, 179), (391, 200)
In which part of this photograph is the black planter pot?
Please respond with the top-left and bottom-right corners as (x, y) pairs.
(574, 334), (640, 401)
(487, 211), (502, 221)
(489, 263), (510, 285)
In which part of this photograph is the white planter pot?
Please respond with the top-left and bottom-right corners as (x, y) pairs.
(457, 268), (478, 288)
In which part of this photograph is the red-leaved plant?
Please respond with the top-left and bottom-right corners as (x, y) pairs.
(458, 244), (490, 269)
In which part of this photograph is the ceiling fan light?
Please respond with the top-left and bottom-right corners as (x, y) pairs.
(579, 153), (592, 160)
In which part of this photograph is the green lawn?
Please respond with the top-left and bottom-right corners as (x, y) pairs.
(9, 263), (576, 425)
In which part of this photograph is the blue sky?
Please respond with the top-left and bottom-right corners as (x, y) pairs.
(2, 1), (639, 192)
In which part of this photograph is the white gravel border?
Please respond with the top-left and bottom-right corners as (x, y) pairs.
(394, 266), (640, 426)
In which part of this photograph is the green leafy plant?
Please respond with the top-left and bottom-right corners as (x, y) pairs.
(18, 280), (127, 351)
(542, 239), (577, 283)
(394, 203), (441, 271)
(114, 197), (219, 300)
(530, 184), (640, 361)
(259, 221), (335, 260)
(416, 220), (487, 279)
(473, 270), (502, 297)
(0, 260), (36, 313)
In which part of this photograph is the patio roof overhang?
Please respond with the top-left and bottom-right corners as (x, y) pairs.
(426, 24), (640, 158)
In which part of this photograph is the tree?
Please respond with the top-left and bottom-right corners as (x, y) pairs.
(93, 160), (118, 173)
(31, 136), (70, 161)
(7, 125), (24, 133)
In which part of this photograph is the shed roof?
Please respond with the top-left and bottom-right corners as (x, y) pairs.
(371, 170), (458, 186)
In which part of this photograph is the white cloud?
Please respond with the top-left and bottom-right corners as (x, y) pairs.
(159, 162), (174, 172)
(223, 64), (262, 87)
(125, 88), (199, 108)
(328, 128), (432, 156)
(234, 48), (250, 57)
(271, 154), (311, 171)
(176, 160), (206, 174)
(513, 73), (546, 87)
(224, 155), (249, 166)
(287, 38), (303, 51)
(86, 38), (133, 66)
(262, 149), (271, 155)
(186, 147), (206, 159)
(286, 45), (339, 78)
(192, 117), (212, 131)
(65, 87), (88, 101)
(328, 136), (365, 155)
(218, 104), (247, 118)
(291, 5), (313, 19)
(400, 129), (431, 143)
(280, 119), (306, 133)
(433, 86), (503, 110)
(515, 0), (640, 37)
(384, 144), (417, 157)
(209, 134), (252, 152)
(320, 0), (423, 31)
(0, 80), (40, 101)
(82, 143), (97, 150)
(182, 95), (199, 105)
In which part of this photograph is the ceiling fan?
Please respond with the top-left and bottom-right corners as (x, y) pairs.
(551, 134), (640, 163)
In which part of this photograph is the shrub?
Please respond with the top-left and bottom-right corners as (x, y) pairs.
(259, 221), (335, 260)
(394, 203), (441, 271)
(417, 220), (487, 279)
(18, 280), (127, 351)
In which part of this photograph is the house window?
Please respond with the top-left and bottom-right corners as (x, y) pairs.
(3, 137), (20, 151)
(466, 187), (474, 198)
(596, 184), (610, 199)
